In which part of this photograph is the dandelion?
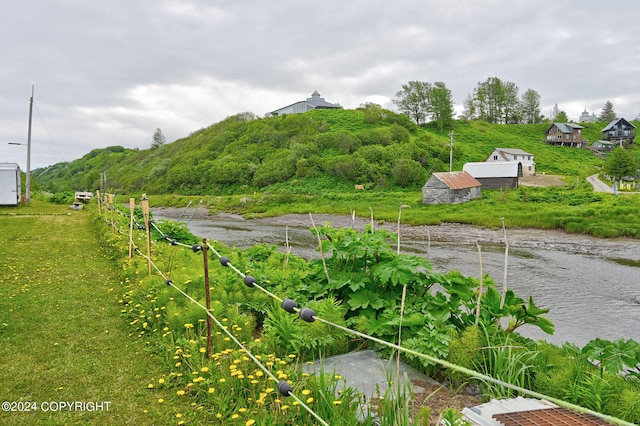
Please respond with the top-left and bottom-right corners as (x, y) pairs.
(176, 413), (183, 418)
(281, 405), (290, 411)
(302, 389), (311, 396)
(219, 378), (226, 383)
(157, 398), (164, 403)
(177, 390), (185, 396)
(246, 420), (256, 426)
(199, 348), (206, 353)
(239, 408), (247, 413)
(231, 414), (239, 419)
(158, 378), (165, 384)
(333, 400), (342, 405)
(208, 388), (215, 394)
(147, 383), (154, 389)
(184, 323), (194, 329)
(307, 397), (314, 403)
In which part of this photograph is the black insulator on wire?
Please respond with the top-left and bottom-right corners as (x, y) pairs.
(165, 279), (173, 286)
(171, 239), (178, 245)
(281, 299), (298, 314)
(244, 275), (256, 288)
(134, 247), (140, 253)
(137, 225), (145, 230)
(277, 380), (292, 397)
(191, 244), (202, 252)
(163, 234), (171, 241)
(299, 307), (316, 322)
(219, 256), (230, 267)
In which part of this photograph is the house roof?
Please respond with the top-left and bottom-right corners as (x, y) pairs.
(602, 117), (636, 132)
(429, 171), (481, 189)
(493, 148), (533, 156)
(548, 122), (584, 133)
(463, 161), (521, 178)
(270, 91), (341, 115)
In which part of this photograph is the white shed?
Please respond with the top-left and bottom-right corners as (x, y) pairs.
(0, 163), (21, 206)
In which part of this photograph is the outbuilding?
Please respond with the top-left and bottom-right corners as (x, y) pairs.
(422, 171), (482, 205)
(0, 163), (21, 206)
(463, 161), (522, 189)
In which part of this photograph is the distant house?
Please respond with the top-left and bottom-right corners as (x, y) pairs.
(486, 148), (535, 175)
(270, 91), (342, 116)
(422, 171), (482, 205)
(463, 161), (522, 189)
(590, 140), (614, 153)
(544, 122), (585, 148)
(602, 117), (636, 147)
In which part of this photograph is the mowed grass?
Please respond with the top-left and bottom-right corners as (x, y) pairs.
(0, 201), (185, 425)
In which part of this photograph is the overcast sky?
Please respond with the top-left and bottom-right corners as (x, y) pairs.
(1, 0), (639, 169)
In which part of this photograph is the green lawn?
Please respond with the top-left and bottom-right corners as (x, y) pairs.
(0, 202), (186, 425)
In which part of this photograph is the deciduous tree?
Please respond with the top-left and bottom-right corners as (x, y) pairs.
(393, 81), (431, 125)
(520, 89), (542, 124)
(151, 128), (166, 149)
(428, 81), (454, 132)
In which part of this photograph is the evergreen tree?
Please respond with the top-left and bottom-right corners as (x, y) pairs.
(605, 146), (638, 178)
(599, 101), (616, 123)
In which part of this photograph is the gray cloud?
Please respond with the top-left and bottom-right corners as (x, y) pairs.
(1, 0), (638, 169)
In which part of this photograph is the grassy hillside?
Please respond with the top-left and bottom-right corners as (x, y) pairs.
(35, 109), (632, 196)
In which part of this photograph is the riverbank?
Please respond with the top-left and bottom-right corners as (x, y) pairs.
(153, 207), (640, 262)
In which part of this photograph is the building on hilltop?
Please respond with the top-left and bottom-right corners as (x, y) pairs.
(485, 148), (535, 175)
(544, 122), (586, 148)
(579, 107), (598, 123)
(270, 91), (342, 116)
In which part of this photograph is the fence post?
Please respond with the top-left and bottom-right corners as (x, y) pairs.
(108, 194), (115, 233)
(129, 197), (135, 258)
(141, 193), (152, 275)
(96, 190), (102, 215)
(202, 238), (212, 359)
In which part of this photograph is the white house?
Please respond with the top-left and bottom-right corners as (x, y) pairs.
(270, 91), (342, 116)
(486, 148), (535, 176)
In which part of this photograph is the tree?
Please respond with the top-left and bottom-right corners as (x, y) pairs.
(600, 101), (616, 123)
(551, 103), (560, 121)
(427, 81), (454, 132)
(520, 89), (542, 124)
(466, 77), (520, 124)
(605, 146), (638, 178)
(393, 81), (431, 125)
(555, 111), (569, 122)
(151, 128), (166, 149)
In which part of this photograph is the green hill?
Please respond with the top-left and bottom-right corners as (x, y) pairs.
(35, 108), (623, 196)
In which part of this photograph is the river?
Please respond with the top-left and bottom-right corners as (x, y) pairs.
(153, 209), (640, 348)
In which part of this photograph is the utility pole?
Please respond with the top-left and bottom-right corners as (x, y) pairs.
(26, 85), (33, 203)
(448, 130), (454, 172)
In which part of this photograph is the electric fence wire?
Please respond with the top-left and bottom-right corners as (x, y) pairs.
(107, 204), (635, 426)
(117, 216), (329, 426)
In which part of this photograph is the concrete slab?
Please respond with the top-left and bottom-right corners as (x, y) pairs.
(302, 349), (439, 399)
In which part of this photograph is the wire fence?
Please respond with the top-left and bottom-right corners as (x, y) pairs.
(99, 191), (635, 426)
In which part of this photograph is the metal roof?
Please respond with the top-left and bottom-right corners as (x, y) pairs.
(602, 117), (636, 132)
(549, 122), (584, 133)
(430, 171), (481, 189)
(492, 148), (533, 157)
(463, 161), (520, 178)
(462, 397), (613, 425)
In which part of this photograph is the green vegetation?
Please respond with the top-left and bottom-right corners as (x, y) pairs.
(3, 199), (640, 424)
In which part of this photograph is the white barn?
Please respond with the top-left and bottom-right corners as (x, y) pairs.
(463, 161), (522, 189)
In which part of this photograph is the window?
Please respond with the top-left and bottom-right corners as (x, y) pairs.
(493, 155), (498, 160)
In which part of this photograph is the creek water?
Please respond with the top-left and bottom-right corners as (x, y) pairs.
(153, 210), (640, 348)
